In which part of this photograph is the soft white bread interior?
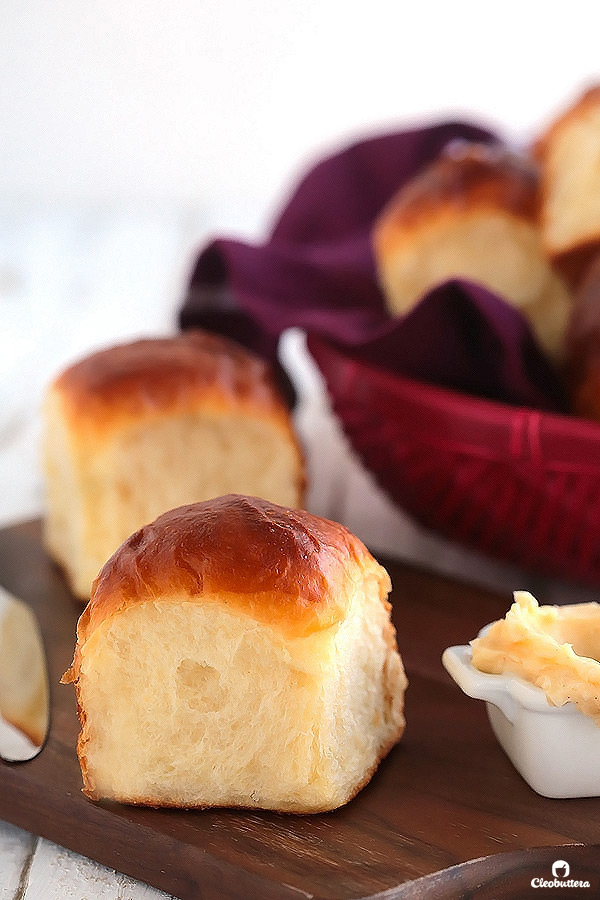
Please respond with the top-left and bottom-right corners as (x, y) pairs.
(535, 85), (600, 288)
(43, 331), (305, 600)
(62, 495), (407, 813)
(373, 141), (571, 362)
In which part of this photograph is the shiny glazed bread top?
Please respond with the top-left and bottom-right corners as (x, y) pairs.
(65, 494), (391, 680)
(49, 330), (294, 439)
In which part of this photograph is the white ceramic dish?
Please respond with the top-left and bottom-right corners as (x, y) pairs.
(442, 639), (600, 798)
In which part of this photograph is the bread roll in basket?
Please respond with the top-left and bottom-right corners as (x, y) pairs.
(373, 141), (571, 362)
(62, 495), (407, 813)
(535, 85), (600, 288)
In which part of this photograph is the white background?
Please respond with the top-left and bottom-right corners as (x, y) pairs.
(1, 4), (599, 896)
(0, 1), (598, 220)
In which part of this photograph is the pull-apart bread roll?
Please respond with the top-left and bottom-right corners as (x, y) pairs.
(62, 495), (408, 813)
(535, 85), (600, 289)
(43, 331), (305, 600)
(373, 142), (571, 361)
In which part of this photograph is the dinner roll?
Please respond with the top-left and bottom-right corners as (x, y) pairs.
(535, 85), (600, 288)
(43, 332), (305, 600)
(373, 141), (571, 361)
(62, 495), (407, 813)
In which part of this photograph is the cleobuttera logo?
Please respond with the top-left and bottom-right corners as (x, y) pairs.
(531, 858), (590, 889)
(552, 860), (570, 879)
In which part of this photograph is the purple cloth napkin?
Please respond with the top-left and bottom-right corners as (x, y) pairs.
(180, 121), (566, 413)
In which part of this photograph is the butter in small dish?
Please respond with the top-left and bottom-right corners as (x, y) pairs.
(443, 591), (600, 798)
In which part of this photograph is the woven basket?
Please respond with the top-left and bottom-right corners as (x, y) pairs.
(308, 334), (600, 586)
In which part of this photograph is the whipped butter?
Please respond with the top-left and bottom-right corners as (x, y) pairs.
(471, 591), (600, 722)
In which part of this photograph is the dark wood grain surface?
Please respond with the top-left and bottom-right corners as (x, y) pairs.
(0, 520), (599, 899)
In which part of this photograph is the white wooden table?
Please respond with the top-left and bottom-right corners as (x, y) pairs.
(0, 207), (591, 898)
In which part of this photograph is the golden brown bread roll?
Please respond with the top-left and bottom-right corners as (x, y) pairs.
(62, 495), (407, 813)
(43, 331), (305, 600)
(372, 141), (571, 361)
(535, 85), (600, 289)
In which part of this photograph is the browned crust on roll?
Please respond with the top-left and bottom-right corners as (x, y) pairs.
(49, 330), (296, 441)
(533, 84), (600, 163)
(533, 85), (600, 288)
(373, 141), (540, 257)
(62, 495), (389, 683)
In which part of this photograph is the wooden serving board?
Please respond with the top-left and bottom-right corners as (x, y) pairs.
(1, 520), (599, 900)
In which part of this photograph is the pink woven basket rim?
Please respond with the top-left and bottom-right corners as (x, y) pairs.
(308, 336), (600, 475)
